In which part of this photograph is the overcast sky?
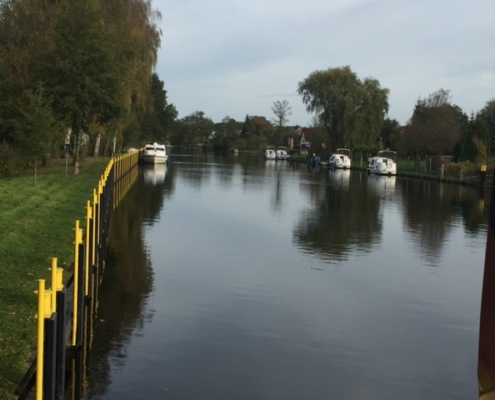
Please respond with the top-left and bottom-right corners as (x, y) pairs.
(154, 0), (495, 127)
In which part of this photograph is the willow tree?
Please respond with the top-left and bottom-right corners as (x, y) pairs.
(297, 66), (389, 151)
(0, 0), (58, 86)
(99, 0), (161, 153)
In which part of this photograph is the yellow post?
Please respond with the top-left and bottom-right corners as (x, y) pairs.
(72, 220), (81, 346)
(85, 201), (92, 296)
(51, 258), (58, 312)
(481, 164), (487, 172)
(56, 267), (64, 292)
(36, 279), (45, 400)
(92, 189), (98, 267)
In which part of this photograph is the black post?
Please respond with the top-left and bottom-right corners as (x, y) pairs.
(76, 243), (85, 347)
(44, 314), (57, 400)
(55, 289), (67, 400)
(480, 164), (487, 188)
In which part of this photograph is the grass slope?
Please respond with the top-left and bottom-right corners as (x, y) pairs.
(0, 156), (110, 399)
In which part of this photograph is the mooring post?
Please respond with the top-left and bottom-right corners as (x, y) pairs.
(480, 164), (487, 188)
(478, 165), (495, 395)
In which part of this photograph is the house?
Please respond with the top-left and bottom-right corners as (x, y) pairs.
(299, 128), (313, 154)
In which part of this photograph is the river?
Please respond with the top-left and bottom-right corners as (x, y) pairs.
(86, 152), (489, 399)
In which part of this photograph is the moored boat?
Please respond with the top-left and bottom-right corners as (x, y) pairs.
(265, 146), (276, 160)
(276, 146), (289, 160)
(329, 148), (351, 169)
(141, 142), (168, 164)
(367, 150), (397, 176)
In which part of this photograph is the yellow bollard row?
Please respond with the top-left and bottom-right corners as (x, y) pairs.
(35, 258), (64, 400)
(32, 149), (140, 399)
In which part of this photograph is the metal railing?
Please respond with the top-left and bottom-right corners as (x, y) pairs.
(15, 150), (140, 400)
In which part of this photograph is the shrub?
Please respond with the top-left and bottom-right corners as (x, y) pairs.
(0, 142), (24, 178)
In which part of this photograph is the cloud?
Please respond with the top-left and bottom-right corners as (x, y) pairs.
(155, 0), (495, 125)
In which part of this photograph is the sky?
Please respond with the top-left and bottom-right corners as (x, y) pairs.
(153, 0), (495, 127)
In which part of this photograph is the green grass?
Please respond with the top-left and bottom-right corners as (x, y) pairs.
(0, 156), (110, 399)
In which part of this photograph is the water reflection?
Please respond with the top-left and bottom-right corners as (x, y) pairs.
(87, 154), (489, 399)
(86, 178), (157, 398)
(399, 180), (489, 265)
(294, 171), (382, 262)
(328, 168), (351, 188)
(367, 174), (396, 196)
(142, 164), (167, 185)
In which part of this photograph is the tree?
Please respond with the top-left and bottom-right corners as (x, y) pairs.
(41, 0), (121, 169)
(455, 114), (490, 163)
(172, 111), (214, 149)
(99, 0), (161, 153)
(139, 73), (177, 146)
(0, 0), (58, 86)
(404, 89), (463, 159)
(0, 58), (21, 145)
(240, 115), (276, 150)
(13, 82), (62, 179)
(380, 118), (400, 150)
(298, 66), (389, 151)
(211, 116), (240, 151)
(477, 99), (495, 154)
(271, 100), (292, 128)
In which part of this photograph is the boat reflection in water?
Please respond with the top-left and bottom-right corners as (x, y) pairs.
(142, 163), (167, 185)
(264, 159), (276, 169)
(478, 189), (495, 399)
(328, 168), (350, 187)
(367, 173), (396, 195)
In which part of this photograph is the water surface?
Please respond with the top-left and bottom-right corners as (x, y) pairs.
(87, 153), (489, 399)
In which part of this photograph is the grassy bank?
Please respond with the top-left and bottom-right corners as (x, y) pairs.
(0, 156), (110, 399)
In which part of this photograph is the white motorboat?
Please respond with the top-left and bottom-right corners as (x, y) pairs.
(329, 148), (351, 169)
(141, 142), (168, 164)
(276, 146), (289, 160)
(265, 146), (276, 160)
(367, 150), (397, 176)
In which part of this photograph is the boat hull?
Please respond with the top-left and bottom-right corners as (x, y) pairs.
(141, 142), (168, 164)
(141, 154), (168, 164)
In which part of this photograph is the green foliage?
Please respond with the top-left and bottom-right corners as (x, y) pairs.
(298, 66), (389, 151)
(0, 0), (172, 161)
(139, 73), (177, 145)
(210, 116), (241, 151)
(0, 142), (23, 178)
(13, 82), (62, 160)
(404, 89), (464, 156)
(477, 99), (495, 153)
(41, 0), (121, 136)
(0, 59), (22, 145)
(380, 118), (400, 150)
(172, 111), (215, 149)
(239, 115), (276, 149)
(455, 115), (489, 162)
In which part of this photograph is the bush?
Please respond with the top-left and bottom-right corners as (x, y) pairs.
(0, 142), (24, 178)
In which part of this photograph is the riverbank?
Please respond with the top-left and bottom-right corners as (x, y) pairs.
(289, 155), (488, 187)
(0, 156), (110, 400)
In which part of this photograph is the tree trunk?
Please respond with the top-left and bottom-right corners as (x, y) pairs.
(72, 127), (80, 174)
(41, 154), (51, 168)
(93, 134), (101, 157)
